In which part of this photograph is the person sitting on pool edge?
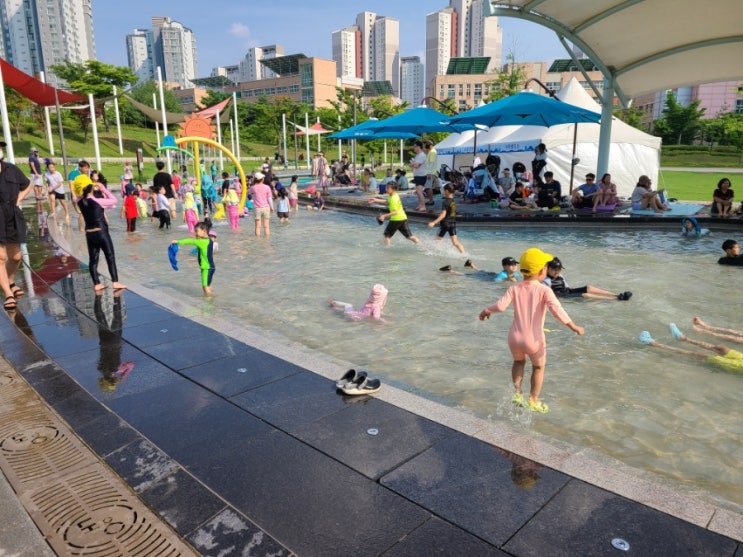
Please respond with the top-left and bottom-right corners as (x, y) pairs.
(718, 239), (743, 265)
(543, 257), (632, 301)
(570, 173), (599, 209)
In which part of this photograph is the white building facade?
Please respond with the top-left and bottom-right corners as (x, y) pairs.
(425, 1), (502, 96)
(332, 11), (400, 96)
(0, 0), (95, 85)
(400, 56), (424, 107)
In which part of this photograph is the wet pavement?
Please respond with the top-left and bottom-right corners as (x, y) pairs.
(0, 214), (741, 556)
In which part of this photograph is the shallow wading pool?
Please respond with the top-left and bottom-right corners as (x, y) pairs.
(55, 209), (742, 512)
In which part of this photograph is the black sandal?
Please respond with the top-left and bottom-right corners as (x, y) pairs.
(4, 296), (17, 310)
(9, 283), (24, 298)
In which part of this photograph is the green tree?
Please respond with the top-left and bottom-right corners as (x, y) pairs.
(614, 106), (648, 131)
(652, 91), (705, 144)
(3, 85), (33, 140)
(716, 112), (743, 162)
(49, 60), (138, 139)
(485, 55), (527, 102)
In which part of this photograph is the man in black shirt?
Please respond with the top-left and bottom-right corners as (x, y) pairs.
(718, 239), (743, 266)
(153, 161), (175, 218)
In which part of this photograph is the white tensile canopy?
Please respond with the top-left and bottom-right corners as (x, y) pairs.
(435, 78), (661, 197)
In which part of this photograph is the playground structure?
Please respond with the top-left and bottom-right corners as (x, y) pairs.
(156, 113), (249, 212)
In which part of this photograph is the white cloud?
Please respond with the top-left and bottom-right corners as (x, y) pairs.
(228, 22), (251, 39)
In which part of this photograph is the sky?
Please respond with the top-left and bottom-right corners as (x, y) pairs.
(93, 1), (567, 78)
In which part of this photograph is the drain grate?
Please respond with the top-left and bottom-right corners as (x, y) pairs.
(0, 418), (88, 486)
(24, 467), (192, 556)
(0, 356), (198, 556)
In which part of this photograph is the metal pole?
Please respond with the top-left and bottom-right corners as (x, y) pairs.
(156, 66), (171, 173)
(304, 112), (310, 170)
(569, 123), (579, 194)
(316, 116), (321, 153)
(229, 119), (235, 155)
(53, 87), (69, 181)
(153, 93), (160, 146)
(232, 92), (240, 163)
(216, 108), (224, 171)
(113, 85), (123, 154)
(89, 93), (101, 171)
(352, 97), (357, 183)
(0, 61), (16, 163)
(40, 72), (55, 155)
(282, 113), (288, 168)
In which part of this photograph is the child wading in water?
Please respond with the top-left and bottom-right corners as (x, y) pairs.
(479, 248), (584, 413)
(171, 221), (216, 295)
(328, 284), (388, 321)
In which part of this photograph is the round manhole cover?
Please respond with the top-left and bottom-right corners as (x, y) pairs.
(1, 425), (60, 452)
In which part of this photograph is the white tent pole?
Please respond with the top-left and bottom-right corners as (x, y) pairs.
(305, 112), (310, 169)
(282, 113), (288, 168)
(153, 93), (160, 146)
(337, 115), (342, 160)
(384, 141), (387, 165)
(0, 61), (16, 163)
(156, 66), (171, 174)
(113, 85), (123, 154)
(216, 108), (224, 171)
(40, 72), (54, 155)
(229, 119), (235, 155)
(232, 92), (240, 163)
(89, 93), (101, 171)
(399, 139), (403, 166)
(569, 123), (579, 193)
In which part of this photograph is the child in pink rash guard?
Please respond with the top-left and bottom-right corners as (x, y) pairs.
(479, 248), (584, 413)
(329, 284), (388, 321)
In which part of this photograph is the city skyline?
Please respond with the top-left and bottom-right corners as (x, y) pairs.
(94, 1), (567, 80)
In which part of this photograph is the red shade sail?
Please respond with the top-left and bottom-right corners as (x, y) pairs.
(0, 58), (86, 106)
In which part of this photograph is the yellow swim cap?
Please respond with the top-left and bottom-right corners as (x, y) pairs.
(519, 247), (554, 276)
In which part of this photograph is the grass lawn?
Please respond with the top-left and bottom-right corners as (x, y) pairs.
(657, 170), (743, 202)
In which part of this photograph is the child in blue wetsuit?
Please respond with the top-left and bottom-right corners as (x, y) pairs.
(172, 221), (215, 295)
(681, 217), (710, 237)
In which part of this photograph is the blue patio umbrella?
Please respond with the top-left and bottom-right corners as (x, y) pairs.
(329, 119), (418, 140)
(443, 91), (601, 128)
(364, 106), (475, 136)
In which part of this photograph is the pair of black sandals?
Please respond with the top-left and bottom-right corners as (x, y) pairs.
(3, 283), (24, 310)
(335, 369), (382, 396)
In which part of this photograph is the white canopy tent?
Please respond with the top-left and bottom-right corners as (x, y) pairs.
(435, 78), (661, 198)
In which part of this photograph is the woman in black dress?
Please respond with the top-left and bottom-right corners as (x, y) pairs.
(0, 141), (31, 309)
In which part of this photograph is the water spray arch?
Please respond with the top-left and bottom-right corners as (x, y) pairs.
(175, 137), (248, 213)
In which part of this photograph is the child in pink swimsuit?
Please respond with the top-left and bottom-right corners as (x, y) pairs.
(328, 284), (388, 321)
(479, 248), (584, 413)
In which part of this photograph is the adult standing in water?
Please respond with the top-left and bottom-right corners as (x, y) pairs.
(77, 183), (127, 292)
(153, 161), (176, 219)
(0, 141), (31, 310)
(249, 171), (273, 237)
